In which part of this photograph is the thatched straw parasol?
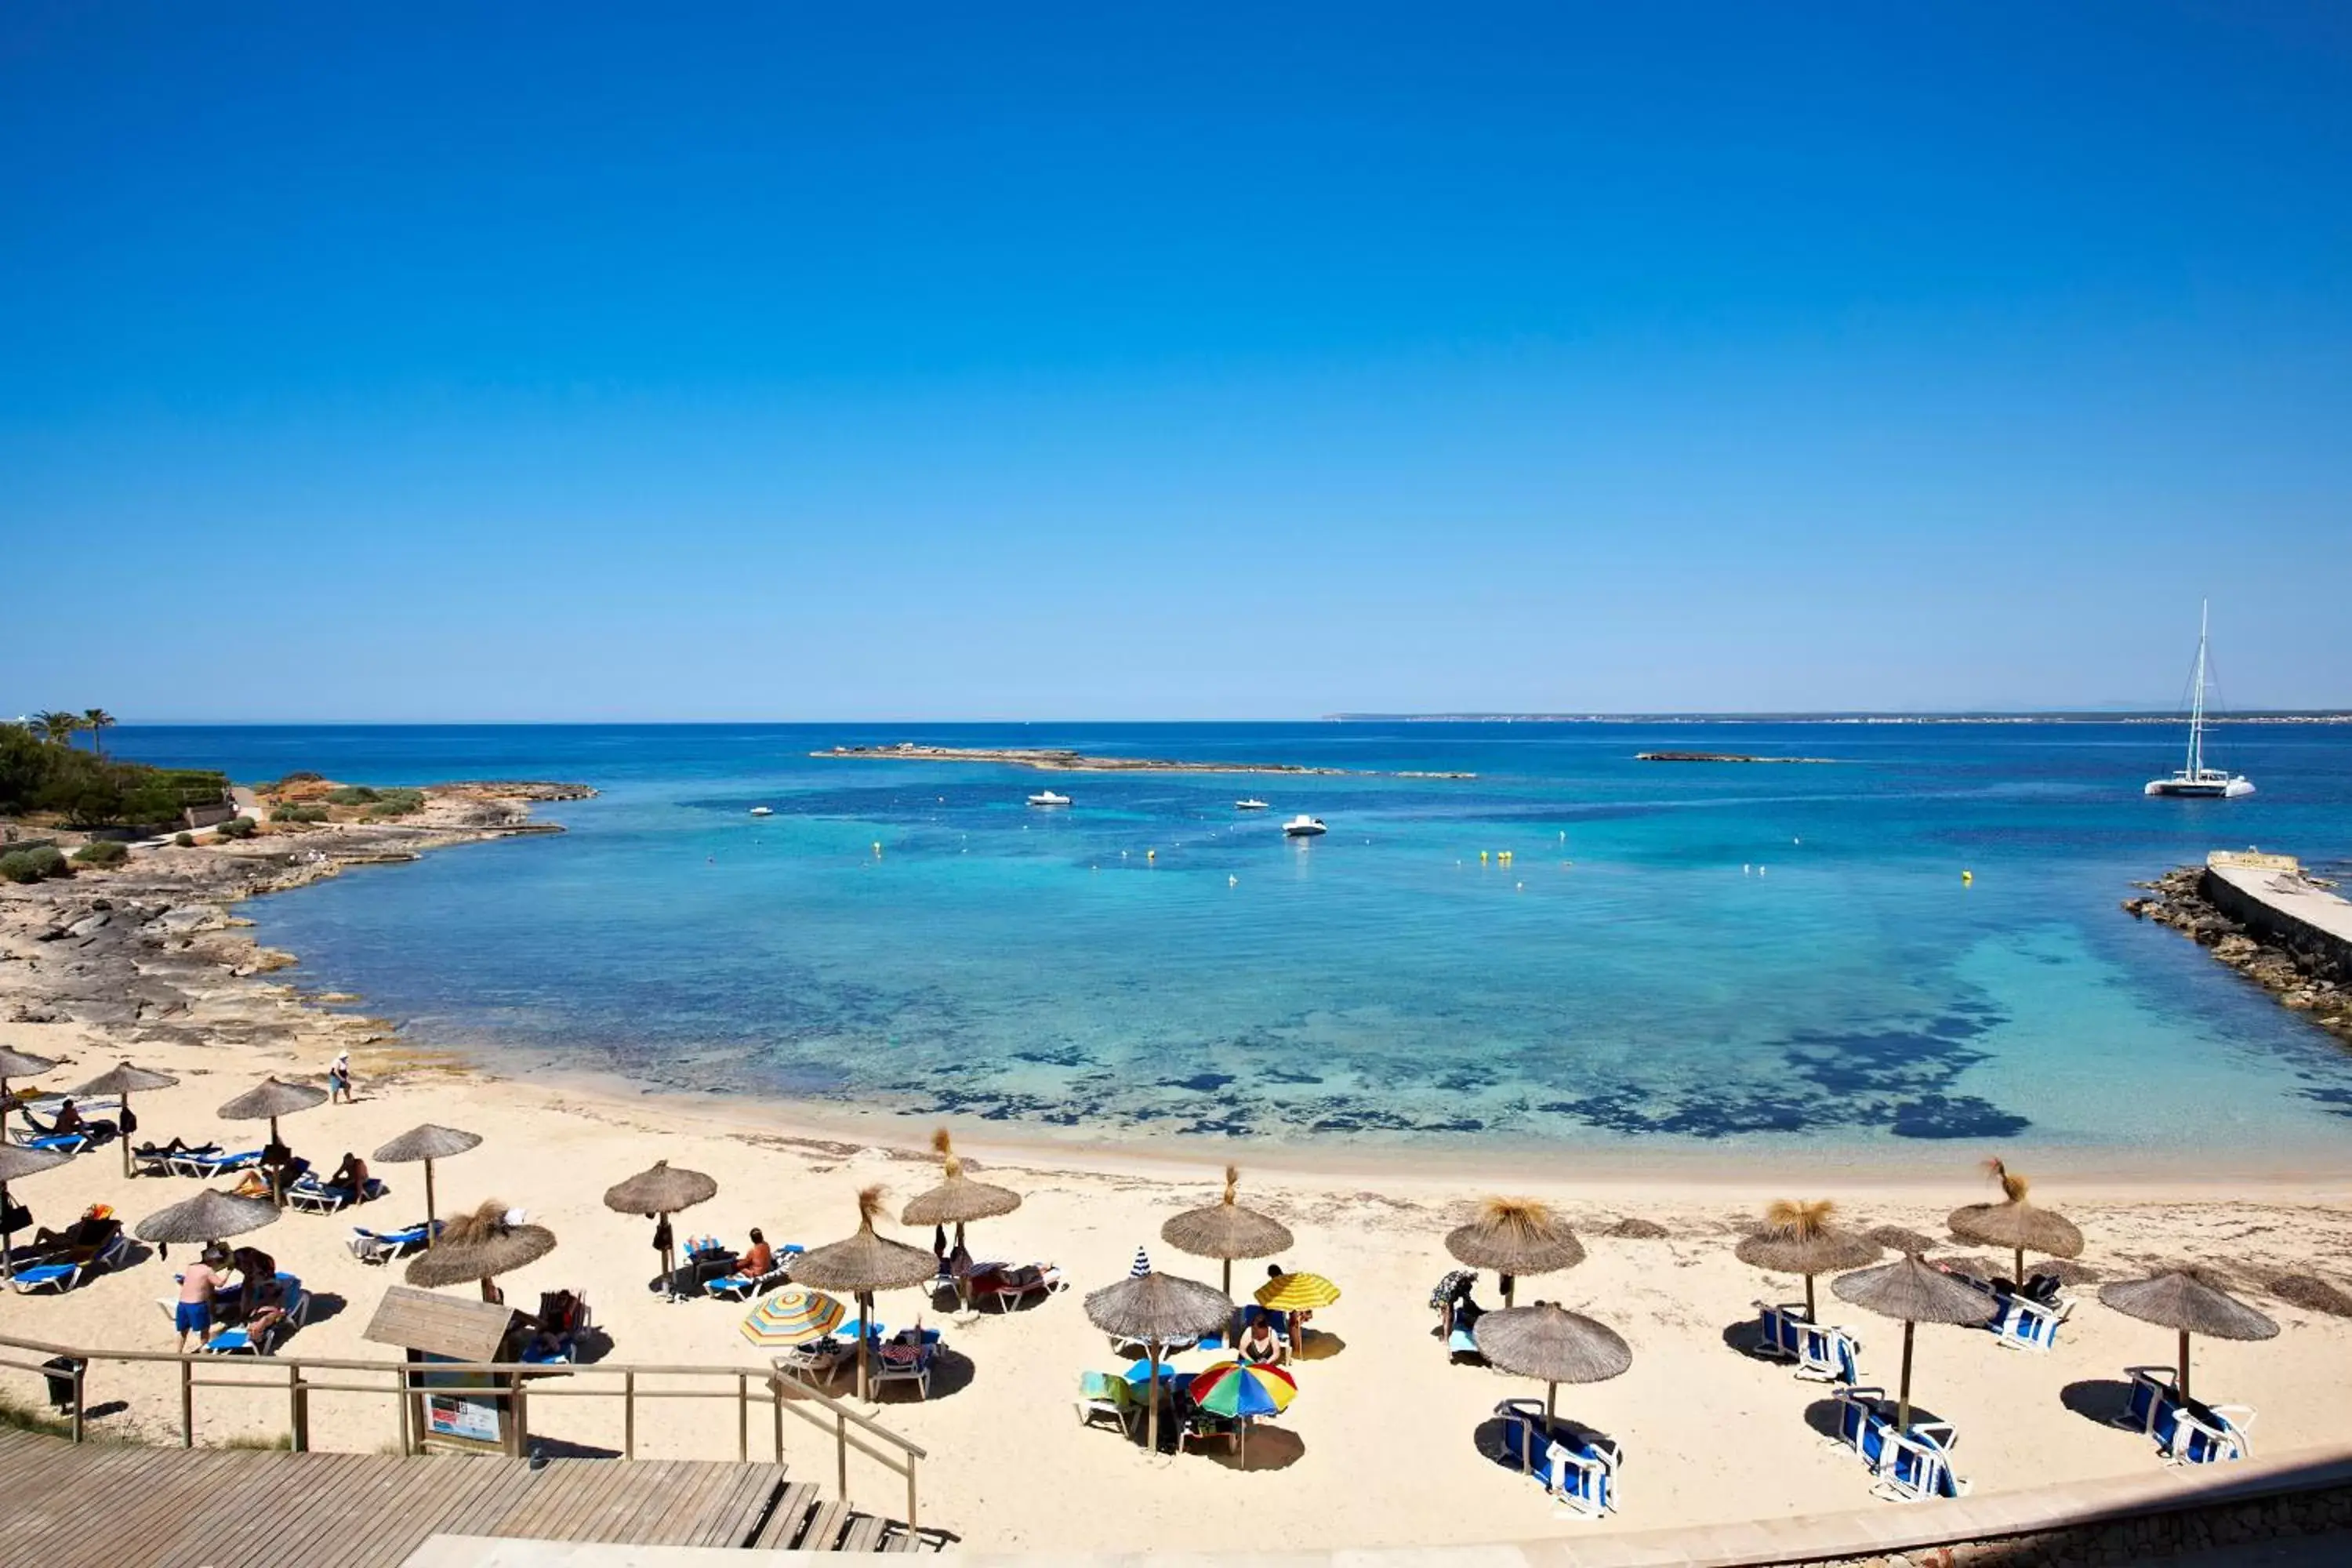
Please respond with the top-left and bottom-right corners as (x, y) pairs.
(217, 1076), (328, 1204)
(1735, 1199), (1882, 1320)
(902, 1131), (1023, 1310)
(1446, 1196), (1585, 1307)
(603, 1159), (718, 1290)
(1474, 1302), (1632, 1434)
(74, 1062), (180, 1178)
(405, 1199), (557, 1298)
(2100, 1271), (2279, 1405)
(1832, 1254), (1996, 1433)
(1160, 1165), (1293, 1304)
(1948, 1160), (2084, 1286)
(136, 1188), (278, 1260)
(791, 1186), (939, 1400)
(0, 1045), (59, 1106)
(0, 1143), (72, 1281)
(374, 1123), (483, 1246)
(1083, 1247), (1233, 1455)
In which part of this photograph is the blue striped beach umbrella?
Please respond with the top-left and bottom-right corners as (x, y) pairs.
(1131, 1246), (1152, 1276)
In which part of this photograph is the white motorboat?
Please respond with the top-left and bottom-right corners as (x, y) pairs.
(1028, 790), (1072, 808)
(1236, 798), (1269, 811)
(749, 806), (773, 816)
(1281, 815), (1327, 837)
(2144, 602), (2254, 799)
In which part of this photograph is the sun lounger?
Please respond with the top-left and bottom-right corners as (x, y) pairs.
(1873, 1427), (1969, 1502)
(133, 1142), (217, 1176)
(1829, 1385), (1895, 1472)
(10, 1131), (90, 1156)
(203, 1274), (310, 1356)
(775, 1340), (855, 1385)
(873, 1330), (942, 1398)
(9, 1262), (78, 1294)
(1447, 1321), (1482, 1360)
(980, 1262), (1065, 1312)
(1497, 1399), (1619, 1516)
(2169, 1402), (2255, 1465)
(707, 1243), (804, 1302)
(1753, 1299), (1808, 1361)
(347, 1220), (439, 1263)
(1076, 1371), (1139, 1436)
(287, 1175), (387, 1214)
(170, 1148), (262, 1179)
(1795, 1321), (1864, 1384)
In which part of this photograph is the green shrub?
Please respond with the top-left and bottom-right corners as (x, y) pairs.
(364, 789), (424, 818)
(173, 832), (195, 848)
(71, 840), (129, 867)
(0, 852), (38, 884)
(271, 804), (328, 824)
(325, 786), (380, 806)
(215, 816), (258, 840)
(1, 847), (69, 883)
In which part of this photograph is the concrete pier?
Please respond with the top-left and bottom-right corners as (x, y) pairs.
(2201, 851), (2352, 985)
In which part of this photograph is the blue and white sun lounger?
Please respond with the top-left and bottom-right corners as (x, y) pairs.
(347, 1220), (439, 1264)
(287, 1175), (387, 1215)
(1830, 1386), (1894, 1472)
(170, 1148), (262, 1179)
(202, 1275), (310, 1356)
(8, 1262), (77, 1294)
(134, 1142), (217, 1176)
(706, 1243), (804, 1302)
(1873, 1427), (1969, 1501)
(1985, 1286), (2071, 1352)
(10, 1132), (89, 1156)
(1497, 1399), (1621, 1519)
(1754, 1299), (1806, 1361)
(1795, 1322), (1864, 1384)
(2170, 1403), (2255, 1465)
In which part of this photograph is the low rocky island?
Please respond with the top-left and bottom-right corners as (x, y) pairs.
(2125, 862), (2352, 1044)
(1635, 750), (1838, 764)
(816, 743), (1474, 779)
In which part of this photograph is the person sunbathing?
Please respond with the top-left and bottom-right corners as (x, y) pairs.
(31, 1204), (116, 1256)
(134, 1136), (212, 1159)
(740, 1229), (775, 1278)
(23, 1099), (84, 1138)
(1237, 1316), (1283, 1363)
(325, 1152), (369, 1196)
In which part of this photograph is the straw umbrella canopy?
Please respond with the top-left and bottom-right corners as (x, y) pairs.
(901, 1131), (1022, 1243)
(1160, 1165), (1294, 1303)
(1948, 1160), (2084, 1286)
(603, 1158), (718, 1290)
(74, 1062), (180, 1178)
(0, 1045), (58, 1106)
(2099, 1272), (2278, 1406)
(790, 1186), (939, 1401)
(1446, 1196), (1585, 1307)
(135, 1188), (278, 1263)
(374, 1123), (483, 1246)
(405, 1199), (557, 1298)
(0, 1144), (72, 1281)
(218, 1076), (328, 1206)
(1474, 1302), (1633, 1437)
(1736, 1200), (1882, 1320)
(1083, 1247), (1234, 1456)
(1832, 1254), (1996, 1433)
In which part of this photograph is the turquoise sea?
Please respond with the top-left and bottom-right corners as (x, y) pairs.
(111, 723), (2352, 1162)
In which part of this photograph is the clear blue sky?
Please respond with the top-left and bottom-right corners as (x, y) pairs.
(3, 2), (2347, 720)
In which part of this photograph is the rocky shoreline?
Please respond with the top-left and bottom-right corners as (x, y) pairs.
(1635, 750), (1838, 764)
(2123, 866), (2352, 1045)
(0, 782), (588, 1062)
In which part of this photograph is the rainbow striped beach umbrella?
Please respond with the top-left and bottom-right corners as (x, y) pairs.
(1188, 1359), (1298, 1466)
(740, 1285), (848, 1348)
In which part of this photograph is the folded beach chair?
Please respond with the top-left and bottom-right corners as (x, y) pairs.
(1872, 1427), (1969, 1502)
(1795, 1321), (1864, 1384)
(170, 1148), (262, 1179)
(134, 1142), (218, 1177)
(1539, 1432), (1621, 1519)
(873, 1330), (942, 1399)
(706, 1243), (804, 1303)
(2169, 1403), (2255, 1465)
(2115, 1365), (2177, 1439)
(1076, 1371), (1140, 1436)
(203, 1275), (310, 1356)
(1753, 1299), (1807, 1362)
(1828, 1386), (1896, 1472)
(347, 1219), (438, 1264)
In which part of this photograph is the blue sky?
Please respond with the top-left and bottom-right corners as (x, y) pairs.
(2, 3), (2347, 720)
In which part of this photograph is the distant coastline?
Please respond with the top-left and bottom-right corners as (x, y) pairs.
(1328, 711), (2352, 724)
(814, 742), (1475, 778)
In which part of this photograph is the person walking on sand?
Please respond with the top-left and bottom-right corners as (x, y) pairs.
(327, 1051), (354, 1105)
(176, 1248), (230, 1351)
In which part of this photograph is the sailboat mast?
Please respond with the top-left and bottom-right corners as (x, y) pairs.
(2187, 599), (2209, 778)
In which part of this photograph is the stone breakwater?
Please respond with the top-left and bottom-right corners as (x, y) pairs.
(2124, 866), (2352, 1045)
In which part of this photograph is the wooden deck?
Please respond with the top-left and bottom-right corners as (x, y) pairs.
(0, 1430), (938, 1566)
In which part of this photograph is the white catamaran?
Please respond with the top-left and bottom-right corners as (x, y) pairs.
(2144, 601), (2254, 799)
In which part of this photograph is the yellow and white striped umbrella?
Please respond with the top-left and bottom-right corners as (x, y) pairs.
(1256, 1272), (1341, 1312)
(740, 1285), (848, 1347)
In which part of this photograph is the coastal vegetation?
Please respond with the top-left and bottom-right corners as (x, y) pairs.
(71, 839), (129, 867)
(0, 844), (71, 883)
(0, 717), (230, 828)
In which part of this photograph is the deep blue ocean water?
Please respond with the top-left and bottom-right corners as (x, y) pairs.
(111, 722), (2352, 1160)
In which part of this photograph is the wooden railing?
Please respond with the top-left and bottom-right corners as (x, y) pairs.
(0, 1330), (930, 1526)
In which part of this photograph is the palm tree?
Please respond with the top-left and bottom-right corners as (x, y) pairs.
(81, 709), (116, 757)
(29, 711), (82, 747)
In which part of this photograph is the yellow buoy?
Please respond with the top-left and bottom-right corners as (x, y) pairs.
(1479, 850), (1490, 864)
(1146, 848), (1156, 861)
(1962, 869), (1973, 885)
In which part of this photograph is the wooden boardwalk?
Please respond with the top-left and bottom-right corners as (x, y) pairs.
(0, 1430), (935, 1566)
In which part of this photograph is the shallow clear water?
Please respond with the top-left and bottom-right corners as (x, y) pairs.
(114, 722), (2352, 1157)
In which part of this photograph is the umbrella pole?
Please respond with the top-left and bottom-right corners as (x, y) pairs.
(1, 1179), (13, 1280)
(1145, 1337), (1161, 1455)
(1804, 1272), (1817, 1321)
(423, 1159), (437, 1246)
(1545, 1379), (1557, 1428)
(2014, 1246), (2026, 1287)
(1896, 1320), (1916, 1435)
(120, 1090), (133, 1179)
(2180, 1329), (2192, 1405)
(859, 1292), (873, 1402)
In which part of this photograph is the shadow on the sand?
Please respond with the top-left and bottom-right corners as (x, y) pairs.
(1803, 1395), (1947, 1443)
(2060, 1378), (2138, 1429)
(1719, 1317), (1782, 1363)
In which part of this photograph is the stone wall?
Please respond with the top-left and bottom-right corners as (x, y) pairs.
(2201, 868), (2352, 986)
(1777, 1480), (2352, 1567)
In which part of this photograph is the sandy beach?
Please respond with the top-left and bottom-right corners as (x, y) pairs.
(2, 805), (2350, 1552)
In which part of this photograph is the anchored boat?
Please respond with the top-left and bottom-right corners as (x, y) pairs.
(1027, 790), (1072, 808)
(1282, 815), (1327, 837)
(2145, 601), (2254, 799)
